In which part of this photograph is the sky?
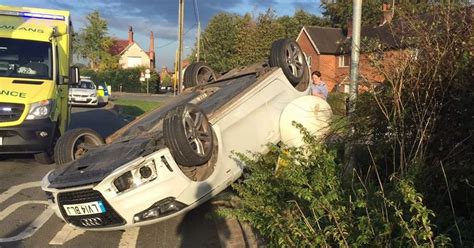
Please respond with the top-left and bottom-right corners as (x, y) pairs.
(0, 0), (324, 69)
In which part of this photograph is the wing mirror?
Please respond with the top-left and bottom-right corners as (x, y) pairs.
(67, 66), (80, 85)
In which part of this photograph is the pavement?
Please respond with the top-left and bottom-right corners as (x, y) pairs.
(109, 94), (261, 247)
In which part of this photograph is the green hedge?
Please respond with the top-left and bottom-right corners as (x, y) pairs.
(80, 67), (160, 93)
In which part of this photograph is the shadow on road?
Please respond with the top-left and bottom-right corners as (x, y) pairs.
(175, 182), (224, 248)
(70, 107), (127, 138)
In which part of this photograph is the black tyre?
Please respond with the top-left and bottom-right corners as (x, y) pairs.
(163, 104), (214, 167)
(269, 39), (308, 86)
(54, 128), (104, 166)
(183, 62), (217, 88)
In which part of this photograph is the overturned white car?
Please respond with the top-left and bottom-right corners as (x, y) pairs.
(41, 39), (332, 230)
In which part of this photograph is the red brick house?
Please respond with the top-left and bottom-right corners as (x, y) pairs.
(297, 26), (348, 92)
(297, 4), (399, 93)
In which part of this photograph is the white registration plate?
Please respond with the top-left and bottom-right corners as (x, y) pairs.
(63, 201), (106, 216)
(75, 97), (86, 102)
(0, 137), (3, 145)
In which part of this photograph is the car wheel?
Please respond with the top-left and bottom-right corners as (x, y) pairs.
(163, 103), (214, 167)
(183, 62), (217, 88)
(269, 38), (308, 86)
(54, 128), (104, 166)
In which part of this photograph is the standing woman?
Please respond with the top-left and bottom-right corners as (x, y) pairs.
(311, 71), (328, 100)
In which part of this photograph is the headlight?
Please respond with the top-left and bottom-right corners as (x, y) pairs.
(26, 99), (54, 120)
(90, 92), (97, 97)
(113, 160), (157, 193)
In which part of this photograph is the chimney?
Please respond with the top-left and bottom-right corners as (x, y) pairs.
(149, 31), (156, 69)
(380, 3), (393, 26)
(128, 26), (134, 44)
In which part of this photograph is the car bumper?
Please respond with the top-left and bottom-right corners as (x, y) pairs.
(69, 97), (98, 106)
(41, 148), (215, 231)
(0, 119), (57, 154)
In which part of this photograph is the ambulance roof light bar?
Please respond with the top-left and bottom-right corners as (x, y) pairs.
(0, 10), (65, 21)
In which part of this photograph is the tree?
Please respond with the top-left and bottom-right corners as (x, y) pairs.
(234, 13), (257, 66)
(195, 9), (330, 72)
(278, 9), (330, 39)
(254, 9), (285, 62)
(161, 74), (172, 87)
(235, 9), (285, 66)
(75, 11), (117, 70)
(198, 13), (243, 72)
(321, 0), (384, 28)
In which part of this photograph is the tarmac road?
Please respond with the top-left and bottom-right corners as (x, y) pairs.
(0, 104), (224, 248)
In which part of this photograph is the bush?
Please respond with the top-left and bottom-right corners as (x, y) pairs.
(349, 4), (472, 246)
(223, 127), (450, 247)
(326, 92), (347, 117)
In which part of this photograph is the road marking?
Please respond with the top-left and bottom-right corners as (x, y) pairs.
(118, 227), (140, 248)
(0, 207), (54, 243)
(49, 223), (86, 245)
(0, 182), (55, 243)
(0, 181), (41, 204)
(0, 200), (48, 221)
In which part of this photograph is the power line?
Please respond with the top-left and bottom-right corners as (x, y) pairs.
(193, 0), (200, 24)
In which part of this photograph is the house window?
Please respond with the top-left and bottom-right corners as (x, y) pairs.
(306, 55), (312, 67)
(338, 55), (350, 68)
(127, 56), (142, 67)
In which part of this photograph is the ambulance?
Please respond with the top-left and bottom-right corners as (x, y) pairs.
(0, 5), (79, 163)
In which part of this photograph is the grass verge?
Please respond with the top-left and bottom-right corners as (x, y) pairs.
(113, 99), (162, 118)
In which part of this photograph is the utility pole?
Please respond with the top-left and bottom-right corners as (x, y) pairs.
(177, 0), (184, 94)
(196, 22), (201, 62)
(346, 0), (362, 174)
(194, 0), (201, 62)
(349, 0), (362, 108)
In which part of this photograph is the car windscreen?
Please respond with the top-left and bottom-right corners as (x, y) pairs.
(75, 81), (95, 89)
(0, 38), (53, 80)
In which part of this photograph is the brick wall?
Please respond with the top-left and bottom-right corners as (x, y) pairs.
(359, 50), (407, 85)
(298, 29), (406, 93)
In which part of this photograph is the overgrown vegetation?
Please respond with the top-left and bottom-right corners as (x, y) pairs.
(223, 2), (472, 247)
(321, 0), (436, 29)
(223, 129), (450, 247)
